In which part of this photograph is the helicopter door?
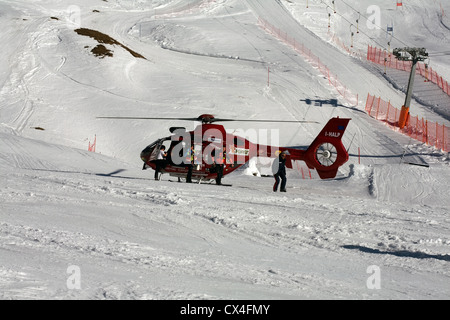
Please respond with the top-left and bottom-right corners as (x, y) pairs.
(141, 139), (161, 162)
(148, 138), (170, 161)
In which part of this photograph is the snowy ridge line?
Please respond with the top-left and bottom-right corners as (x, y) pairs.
(365, 93), (449, 152)
(152, 0), (218, 19)
(258, 17), (359, 107)
(159, 43), (263, 64)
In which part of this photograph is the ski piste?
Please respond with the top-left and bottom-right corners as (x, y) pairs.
(1, 0), (449, 301)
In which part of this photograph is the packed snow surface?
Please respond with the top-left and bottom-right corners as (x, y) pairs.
(0, 0), (449, 300)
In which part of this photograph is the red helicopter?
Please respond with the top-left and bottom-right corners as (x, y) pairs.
(98, 114), (351, 184)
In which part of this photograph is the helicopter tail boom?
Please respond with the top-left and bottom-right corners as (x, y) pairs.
(256, 117), (351, 179)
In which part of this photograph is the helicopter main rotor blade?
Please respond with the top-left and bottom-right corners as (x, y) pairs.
(212, 118), (319, 124)
(97, 116), (319, 124)
(96, 116), (201, 121)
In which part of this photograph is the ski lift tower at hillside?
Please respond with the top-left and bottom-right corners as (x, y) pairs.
(393, 47), (428, 129)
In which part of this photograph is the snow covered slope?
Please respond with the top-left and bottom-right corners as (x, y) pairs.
(1, 0), (449, 300)
(1, 126), (449, 300)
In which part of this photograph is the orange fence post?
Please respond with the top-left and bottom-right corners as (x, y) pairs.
(444, 125), (448, 152)
(436, 123), (439, 149)
(419, 118), (424, 143)
(365, 93), (369, 111)
(422, 118), (426, 143)
(88, 135), (96, 152)
(386, 100), (390, 122)
(375, 97), (381, 119)
(367, 94), (374, 115)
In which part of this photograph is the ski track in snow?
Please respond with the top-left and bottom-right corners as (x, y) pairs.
(1, 157), (449, 299)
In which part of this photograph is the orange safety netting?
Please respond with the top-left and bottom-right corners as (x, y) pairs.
(259, 17), (359, 107)
(88, 135), (96, 152)
(365, 94), (449, 152)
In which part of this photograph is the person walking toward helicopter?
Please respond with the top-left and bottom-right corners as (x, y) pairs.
(272, 150), (288, 192)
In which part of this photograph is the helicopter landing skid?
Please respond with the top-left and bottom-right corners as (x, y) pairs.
(168, 179), (232, 187)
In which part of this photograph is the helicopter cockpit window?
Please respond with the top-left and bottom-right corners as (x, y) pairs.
(148, 137), (170, 161)
(141, 139), (161, 162)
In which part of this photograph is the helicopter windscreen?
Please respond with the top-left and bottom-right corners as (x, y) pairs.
(140, 137), (170, 162)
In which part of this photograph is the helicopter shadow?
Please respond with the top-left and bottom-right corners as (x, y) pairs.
(94, 169), (154, 181)
(300, 98), (365, 114)
(96, 169), (127, 177)
(27, 168), (153, 181)
(342, 244), (450, 262)
(347, 151), (435, 160)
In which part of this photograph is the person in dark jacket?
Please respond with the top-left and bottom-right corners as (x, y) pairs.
(215, 146), (227, 185)
(272, 150), (288, 192)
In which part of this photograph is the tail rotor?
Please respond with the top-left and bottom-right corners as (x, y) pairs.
(304, 117), (351, 179)
(315, 143), (338, 167)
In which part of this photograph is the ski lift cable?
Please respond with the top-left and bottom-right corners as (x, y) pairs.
(323, 0), (449, 57)
(326, 0), (412, 49)
(340, 0), (411, 47)
(314, 3), (448, 62)
(339, 0), (450, 58)
(318, 0), (390, 50)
